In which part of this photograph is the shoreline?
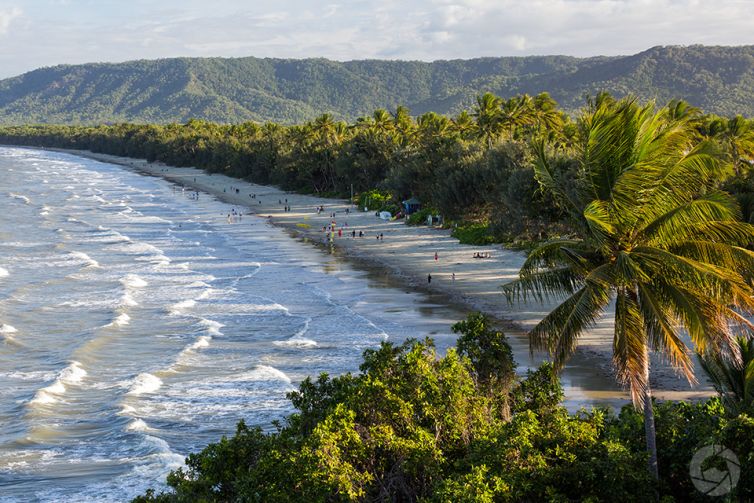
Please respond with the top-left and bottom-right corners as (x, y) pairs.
(33, 146), (713, 403)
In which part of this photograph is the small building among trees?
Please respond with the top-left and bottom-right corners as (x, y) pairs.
(402, 197), (421, 215)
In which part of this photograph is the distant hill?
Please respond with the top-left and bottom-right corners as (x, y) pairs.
(0, 45), (752, 124)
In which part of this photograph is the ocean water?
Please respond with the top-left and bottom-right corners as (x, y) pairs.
(0, 148), (473, 501)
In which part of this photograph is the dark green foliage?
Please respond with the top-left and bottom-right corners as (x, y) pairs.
(451, 222), (499, 245)
(453, 312), (515, 387)
(2, 46), (754, 125)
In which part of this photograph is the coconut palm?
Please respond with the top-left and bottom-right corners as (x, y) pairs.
(700, 336), (754, 416)
(710, 115), (754, 176)
(503, 97), (754, 480)
(473, 92), (503, 148)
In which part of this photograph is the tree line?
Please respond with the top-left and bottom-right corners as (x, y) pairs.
(0, 91), (751, 245)
(0, 92), (747, 242)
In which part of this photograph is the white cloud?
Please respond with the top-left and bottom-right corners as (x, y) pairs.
(0, 6), (21, 35)
(0, 1), (752, 78)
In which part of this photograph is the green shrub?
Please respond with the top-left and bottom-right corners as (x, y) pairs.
(133, 314), (754, 502)
(357, 189), (393, 211)
(407, 207), (435, 225)
(451, 222), (499, 245)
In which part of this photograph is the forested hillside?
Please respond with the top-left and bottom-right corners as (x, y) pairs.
(0, 45), (752, 124)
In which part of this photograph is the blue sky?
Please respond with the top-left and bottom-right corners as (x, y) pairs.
(0, 0), (751, 78)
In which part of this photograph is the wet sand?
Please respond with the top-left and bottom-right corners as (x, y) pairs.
(46, 148), (714, 406)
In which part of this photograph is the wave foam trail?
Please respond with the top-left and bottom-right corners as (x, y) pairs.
(68, 251), (100, 269)
(274, 337), (318, 348)
(9, 193), (30, 204)
(241, 365), (292, 384)
(0, 267), (8, 277)
(127, 373), (163, 395)
(0, 324), (17, 334)
(106, 313), (131, 327)
(141, 435), (184, 471)
(121, 274), (148, 289)
(188, 336), (211, 350)
(199, 319), (224, 336)
(274, 317), (317, 348)
(30, 361), (87, 405)
(169, 299), (195, 315)
(120, 292), (138, 307)
(126, 419), (152, 432)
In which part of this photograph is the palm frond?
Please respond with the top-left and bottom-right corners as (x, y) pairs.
(528, 284), (611, 366)
(613, 289), (648, 406)
(637, 284), (694, 382)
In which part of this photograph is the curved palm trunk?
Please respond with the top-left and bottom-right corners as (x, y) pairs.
(643, 355), (659, 481)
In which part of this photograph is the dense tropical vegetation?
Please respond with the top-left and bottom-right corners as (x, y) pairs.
(1, 89), (753, 247)
(130, 314), (753, 502)
(0, 45), (753, 124)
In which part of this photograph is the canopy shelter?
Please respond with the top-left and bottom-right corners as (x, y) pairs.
(402, 197), (421, 215)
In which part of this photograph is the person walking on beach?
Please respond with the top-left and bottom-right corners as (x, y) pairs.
(451, 272), (455, 282)
(427, 273), (432, 284)
(434, 251), (438, 261)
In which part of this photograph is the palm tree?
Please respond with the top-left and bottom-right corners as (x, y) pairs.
(473, 92), (503, 148)
(710, 115), (754, 176)
(700, 336), (754, 416)
(500, 94), (536, 138)
(503, 97), (754, 480)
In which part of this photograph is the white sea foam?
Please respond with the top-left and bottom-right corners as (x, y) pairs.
(9, 193), (30, 204)
(174, 335), (212, 367)
(126, 419), (153, 432)
(273, 318), (317, 347)
(120, 274), (148, 289)
(141, 435), (185, 470)
(0, 267), (8, 278)
(68, 251), (100, 268)
(30, 361), (87, 405)
(199, 319), (224, 336)
(273, 337), (318, 348)
(0, 324), (18, 334)
(106, 313), (131, 327)
(240, 365), (292, 384)
(0, 370), (57, 381)
(188, 336), (211, 350)
(168, 299), (195, 315)
(119, 405), (136, 415)
(120, 292), (138, 307)
(127, 373), (163, 395)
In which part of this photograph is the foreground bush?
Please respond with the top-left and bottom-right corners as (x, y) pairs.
(134, 314), (753, 502)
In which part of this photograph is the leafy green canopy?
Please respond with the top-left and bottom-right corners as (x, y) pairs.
(133, 315), (754, 502)
(134, 315), (657, 502)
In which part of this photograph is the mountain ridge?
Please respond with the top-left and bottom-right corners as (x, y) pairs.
(0, 45), (752, 124)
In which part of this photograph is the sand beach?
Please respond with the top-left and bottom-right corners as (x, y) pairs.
(49, 148), (714, 402)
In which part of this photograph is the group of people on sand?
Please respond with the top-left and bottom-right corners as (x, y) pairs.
(473, 251), (492, 259)
(278, 198), (291, 212)
(227, 208), (243, 223)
